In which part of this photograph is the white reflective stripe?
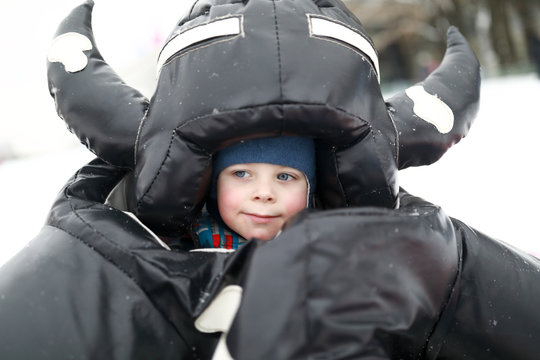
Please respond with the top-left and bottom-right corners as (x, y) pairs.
(190, 248), (236, 253)
(157, 16), (242, 71)
(309, 15), (380, 82)
(405, 85), (455, 134)
(123, 211), (172, 251)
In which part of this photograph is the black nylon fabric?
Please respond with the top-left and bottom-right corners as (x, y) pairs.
(387, 26), (481, 170)
(0, 160), (241, 359)
(225, 194), (540, 359)
(47, 1), (149, 169)
(227, 192), (461, 359)
(0, 226), (187, 359)
(436, 221), (540, 360)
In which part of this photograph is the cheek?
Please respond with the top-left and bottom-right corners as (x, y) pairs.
(217, 180), (240, 218)
(282, 187), (308, 217)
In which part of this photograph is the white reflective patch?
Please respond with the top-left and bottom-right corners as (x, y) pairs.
(195, 285), (243, 333)
(309, 15), (380, 82)
(157, 16), (243, 72)
(405, 86), (454, 134)
(48, 32), (92, 73)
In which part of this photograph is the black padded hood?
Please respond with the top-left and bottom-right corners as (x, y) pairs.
(47, 0), (480, 236)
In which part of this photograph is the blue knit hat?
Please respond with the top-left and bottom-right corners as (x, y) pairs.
(208, 137), (316, 219)
(214, 137), (316, 187)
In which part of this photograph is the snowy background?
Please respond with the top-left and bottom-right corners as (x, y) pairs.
(1, 1), (539, 267)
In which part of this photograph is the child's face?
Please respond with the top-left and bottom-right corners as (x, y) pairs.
(217, 163), (308, 241)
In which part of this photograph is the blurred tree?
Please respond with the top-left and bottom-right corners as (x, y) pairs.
(344, 0), (539, 81)
(488, 0), (518, 65)
(515, 0), (540, 76)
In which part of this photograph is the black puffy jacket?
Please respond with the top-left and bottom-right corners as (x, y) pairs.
(1, 160), (539, 359)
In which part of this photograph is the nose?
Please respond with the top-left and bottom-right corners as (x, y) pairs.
(252, 180), (275, 203)
(253, 192), (275, 202)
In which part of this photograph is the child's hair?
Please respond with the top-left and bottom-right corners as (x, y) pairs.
(207, 136), (316, 221)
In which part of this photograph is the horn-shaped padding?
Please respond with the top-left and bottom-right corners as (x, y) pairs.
(47, 0), (149, 168)
(385, 26), (481, 170)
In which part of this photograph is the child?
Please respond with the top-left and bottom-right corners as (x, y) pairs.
(194, 136), (316, 249)
(4, 1), (539, 360)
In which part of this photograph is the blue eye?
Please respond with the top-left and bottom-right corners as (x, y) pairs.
(234, 170), (248, 178)
(277, 173), (294, 181)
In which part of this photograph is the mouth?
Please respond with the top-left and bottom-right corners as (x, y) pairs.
(243, 213), (280, 224)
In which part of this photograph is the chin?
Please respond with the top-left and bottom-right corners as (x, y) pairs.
(245, 230), (275, 242)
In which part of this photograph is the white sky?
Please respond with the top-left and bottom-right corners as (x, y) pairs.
(0, 0), (192, 156)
